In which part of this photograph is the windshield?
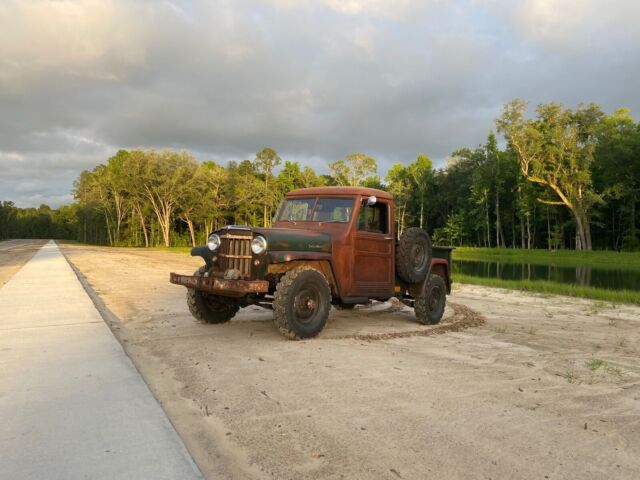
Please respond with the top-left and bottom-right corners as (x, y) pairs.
(276, 197), (355, 223)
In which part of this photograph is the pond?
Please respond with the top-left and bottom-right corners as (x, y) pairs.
(453, 260), (640, 292)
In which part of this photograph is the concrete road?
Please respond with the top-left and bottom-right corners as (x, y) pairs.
(0, 239), (43, 251)
(0, 241), (203, 480)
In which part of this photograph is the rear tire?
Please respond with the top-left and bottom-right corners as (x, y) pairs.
(415, 274), (446, 325)
(187, 267), (239, 324)
(273, 267), (331, 340)
(396, 227), (432, 284)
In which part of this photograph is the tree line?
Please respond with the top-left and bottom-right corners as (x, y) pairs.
(1, 100), (638, 251)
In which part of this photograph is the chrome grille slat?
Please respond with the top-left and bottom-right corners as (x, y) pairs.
(219, 233), (252, 277)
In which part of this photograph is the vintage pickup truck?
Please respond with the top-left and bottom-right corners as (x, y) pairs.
(170, 186), (452, 339)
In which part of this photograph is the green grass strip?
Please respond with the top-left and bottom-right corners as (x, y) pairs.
(149, 246), (193, 254)
(452, 247), (640, 271)
(454, 273), (640, 305)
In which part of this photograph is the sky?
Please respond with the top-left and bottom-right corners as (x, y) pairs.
(1, 0), (639, 207)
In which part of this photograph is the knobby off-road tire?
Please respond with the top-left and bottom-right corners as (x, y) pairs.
(396, 227), (432, 284)
(415, 274), (446, 325)
(187, 266), (239, 324)
(273, 267), (331, 340)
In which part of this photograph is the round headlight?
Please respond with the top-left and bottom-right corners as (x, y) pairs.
(207, 234), (221, 251)
(251, 235), (267, 255)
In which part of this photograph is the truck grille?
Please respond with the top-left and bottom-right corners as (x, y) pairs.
(219, 234), (252, 277)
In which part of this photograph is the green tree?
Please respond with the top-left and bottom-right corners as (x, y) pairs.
(496, 100), (603, 250)
(141, 150), (198, 247)
(197, 161), (228, 239)
(226, 160), (263, 226)
(104, 150), (133, 245)
(119, 149), (153, 247)
(74, 166), (117, 245)
(253, 147), (282, 227)
(329, 153), (377, 186)
(594, 108), (640, 250)
(385, 164), (412, 236)
(0, 201), (17, 239)
(407, 153), (433, 229)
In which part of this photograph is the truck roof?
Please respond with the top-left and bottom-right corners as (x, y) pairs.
(286, 186), (393, 200)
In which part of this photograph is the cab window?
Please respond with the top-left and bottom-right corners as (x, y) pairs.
(357, 202), (388, 234)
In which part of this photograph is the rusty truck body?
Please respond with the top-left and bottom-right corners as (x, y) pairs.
(170, 186), (452, 339)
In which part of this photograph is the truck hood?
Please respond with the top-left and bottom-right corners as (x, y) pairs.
(252, 227), (332, 253)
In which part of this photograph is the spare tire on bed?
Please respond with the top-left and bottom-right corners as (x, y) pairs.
(396, 227), (432, 284)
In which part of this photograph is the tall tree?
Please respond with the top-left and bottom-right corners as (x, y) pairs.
(329, 153), (377, 186)
(121, 149), (152, 247)
(385, 164), (412, 236)
(105, 150), (132, 245)
(74, 166), (116, 245)
(253, 147), (282, 227)
(594, 108), (640, 250)
(0, 201), (16, 239)
(227, 160), (263, 225)
(496, 100), (603, 250)
(197, 161), (228, 238)
(485, 132), (507, 247)
(141, 150), (197, 247)
(407, 153), (433, 229)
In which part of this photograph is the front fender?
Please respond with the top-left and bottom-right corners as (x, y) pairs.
(266, 252), (342, 297)
(191, 246), (214, 269)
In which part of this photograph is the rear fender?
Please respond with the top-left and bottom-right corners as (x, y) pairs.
(430, 259), (451, 293)
(404, 259), (451, 299)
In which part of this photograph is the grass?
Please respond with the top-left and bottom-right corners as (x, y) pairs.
(150, 246), (192, 254)
(584, 358), (624, 376)
(561, 370), (580, 384)
(585, 358), (606, 371)
(454, 273), (640, 305)
(56, 241), (194, 254)
(453, 247), (640, 271)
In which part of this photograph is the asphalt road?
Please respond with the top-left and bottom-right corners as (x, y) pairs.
(0, 241), (203, 480)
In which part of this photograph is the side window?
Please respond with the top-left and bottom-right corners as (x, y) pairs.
(357, 202), (388, 234)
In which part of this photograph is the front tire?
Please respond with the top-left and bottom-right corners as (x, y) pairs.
(187, 267), (239, 324)
(273, 267), (331, 339)
(415, 274), (446, 325)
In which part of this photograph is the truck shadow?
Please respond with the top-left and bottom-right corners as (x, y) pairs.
(199, 301), (485, 342)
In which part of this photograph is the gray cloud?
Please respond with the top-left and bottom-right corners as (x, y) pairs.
(1, 0), (639, 206)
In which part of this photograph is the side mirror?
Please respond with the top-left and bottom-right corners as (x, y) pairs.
(366, 195), (377, 206)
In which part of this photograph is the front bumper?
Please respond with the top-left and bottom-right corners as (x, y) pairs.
(169, 272), (269, 295)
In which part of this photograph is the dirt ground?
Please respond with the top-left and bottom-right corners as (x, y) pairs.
(0, 239), (46, 287)
(57, 243), (640, 480)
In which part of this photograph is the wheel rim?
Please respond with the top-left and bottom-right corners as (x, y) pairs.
(411, 243), (425, 269)
(294, 286), (319, 323)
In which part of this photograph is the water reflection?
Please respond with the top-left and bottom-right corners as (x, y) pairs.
(453, 260), (640, 291)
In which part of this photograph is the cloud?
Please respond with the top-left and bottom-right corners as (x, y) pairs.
(0, 0), (638, 206)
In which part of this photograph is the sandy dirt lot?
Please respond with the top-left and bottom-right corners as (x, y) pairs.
(0, 239), (46, 287)
(58, 243), (640, 480)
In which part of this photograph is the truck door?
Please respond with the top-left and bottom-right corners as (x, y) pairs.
(352, 199), (394, 297)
